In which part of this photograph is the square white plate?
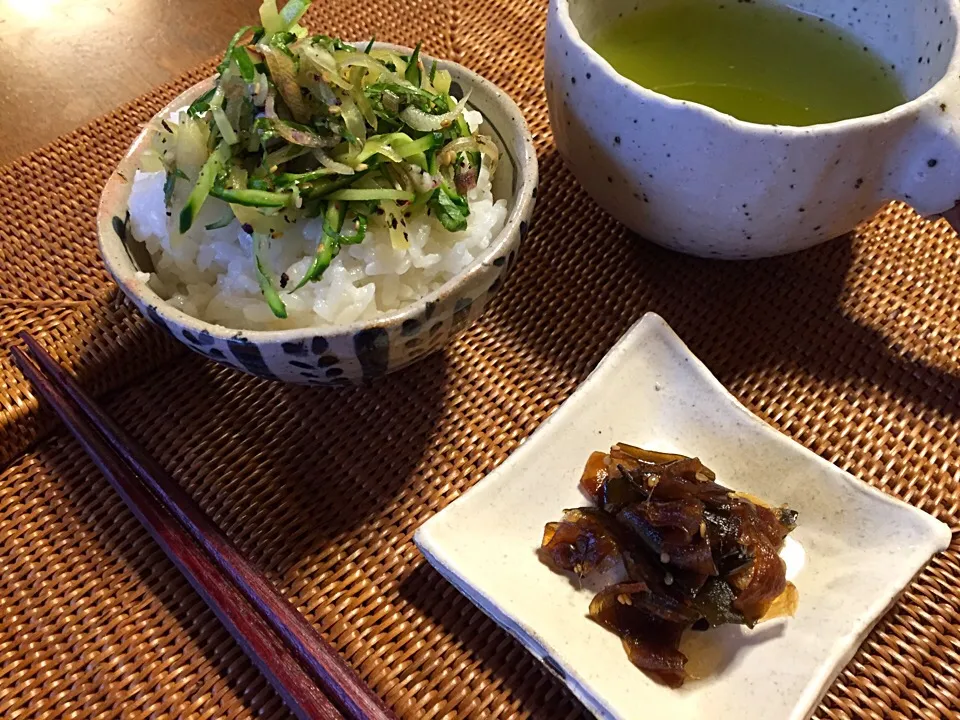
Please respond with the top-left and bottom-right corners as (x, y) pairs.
(415, 313), (951, 720)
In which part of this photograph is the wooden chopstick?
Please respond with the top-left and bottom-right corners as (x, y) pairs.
(17, 332), (395, 720)
(11, 345), (342, 720)
(15, 333), (397, 720)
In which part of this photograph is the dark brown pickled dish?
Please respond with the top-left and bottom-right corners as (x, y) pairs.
(538, 443), (798, 688)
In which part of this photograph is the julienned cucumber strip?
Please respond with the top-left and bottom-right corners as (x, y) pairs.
(325, 188), (415, 201)
(179, 144), (230, 233)
(254, 233), (288, 318)
(209, 186), (290, 207)
(293, 200), (345, 290)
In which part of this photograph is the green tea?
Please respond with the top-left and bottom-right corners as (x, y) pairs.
(590, 0), (906, 126)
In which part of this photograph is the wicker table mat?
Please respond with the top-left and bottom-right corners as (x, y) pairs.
(1, 1), (959, 718)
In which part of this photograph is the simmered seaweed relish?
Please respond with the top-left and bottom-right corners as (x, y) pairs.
(539, 444), (798, 687)
(149, 0), (498, 318)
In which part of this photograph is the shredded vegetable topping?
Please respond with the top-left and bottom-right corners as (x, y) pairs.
(151, 0), (498, 317)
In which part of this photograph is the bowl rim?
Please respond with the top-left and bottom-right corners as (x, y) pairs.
(97, 43), (538, 342)
(549, 0), (960, 134)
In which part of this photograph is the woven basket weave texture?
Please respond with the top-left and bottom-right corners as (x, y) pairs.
(0, 1), (958, 718)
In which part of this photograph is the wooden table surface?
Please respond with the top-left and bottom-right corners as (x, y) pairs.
(0, 0), (261, 165)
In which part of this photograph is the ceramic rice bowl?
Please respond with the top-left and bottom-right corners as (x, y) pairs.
(97, 45), (537, 385)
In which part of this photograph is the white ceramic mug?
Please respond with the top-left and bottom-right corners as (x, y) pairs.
(546, 0), (960, 258)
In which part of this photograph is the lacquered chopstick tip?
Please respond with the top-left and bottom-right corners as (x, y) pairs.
(16, 330), (44, 356)
(16, 332), (73, 389)
(10, 344), (35, 374)
(10, 345), (53, 404)
(10, 345), (50, 408)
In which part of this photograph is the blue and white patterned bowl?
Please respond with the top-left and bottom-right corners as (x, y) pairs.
(98, 45), (537, 385)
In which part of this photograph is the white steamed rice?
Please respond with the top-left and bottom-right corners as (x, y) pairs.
(129, 109), (508, 331)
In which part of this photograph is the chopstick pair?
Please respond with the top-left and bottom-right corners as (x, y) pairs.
(12, 333), (397, 720)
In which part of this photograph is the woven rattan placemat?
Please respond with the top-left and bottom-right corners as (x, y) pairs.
(2, 1), (958, 717)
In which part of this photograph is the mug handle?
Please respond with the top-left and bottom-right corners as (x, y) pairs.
(889, 108), (960, 228)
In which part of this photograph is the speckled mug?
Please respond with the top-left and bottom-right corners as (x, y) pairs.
(98, 45), (537, 385)
(547, 0), (960, 258)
